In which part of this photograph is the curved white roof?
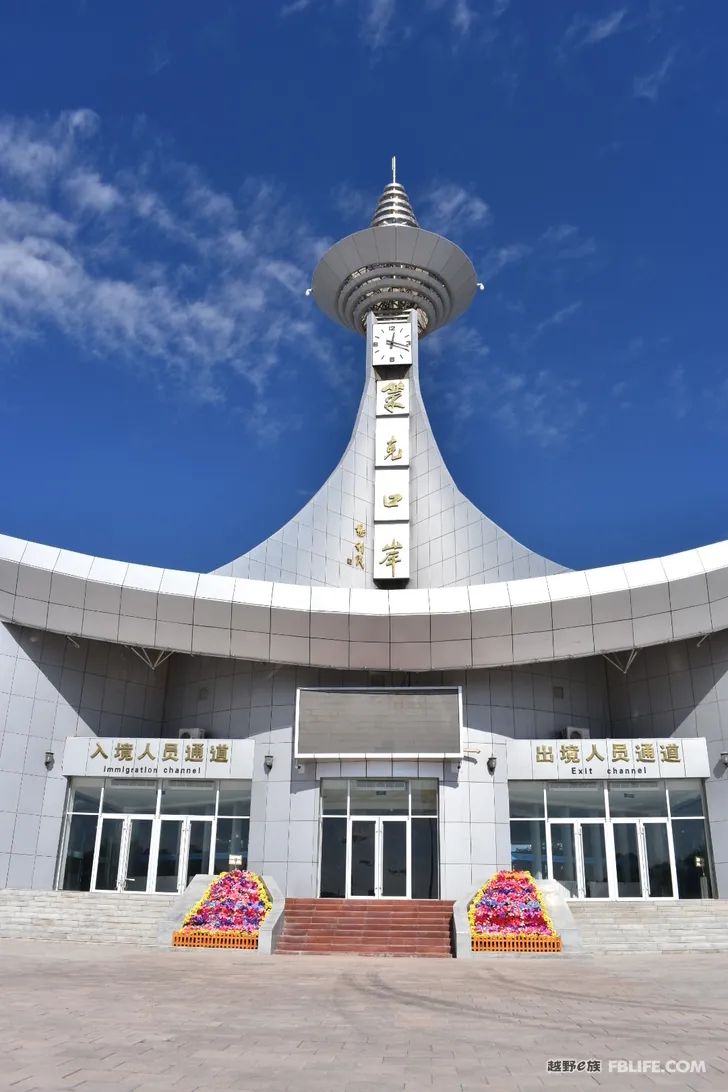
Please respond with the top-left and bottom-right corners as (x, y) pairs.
(2, 532), (726, 672)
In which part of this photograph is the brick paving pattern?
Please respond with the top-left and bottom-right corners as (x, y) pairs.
(1, 941), (727, 1091)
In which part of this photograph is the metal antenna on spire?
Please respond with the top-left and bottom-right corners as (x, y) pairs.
(391, 155), (396, 184)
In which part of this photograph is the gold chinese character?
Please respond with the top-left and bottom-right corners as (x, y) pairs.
(384, 436), (403, 462)
(137, 743), (155, 761)
(162, 742), (179, 762)
(660, 743), (680, 763)
(89, 743), (108, 760)
(635, 743), (656, 763)
(354, 522), (366, 539)
(379, 539), (402, 576)
(585, 744), (605, 763)
(354, 541), (365, 569)
(611, 743), (630, 762)
(535, 745), (554, 763)
(209, 743), (230, 763)
(383, 493), (403, 509)
(114, 742), (134, 762)
(184, 743), (204, 763)
(560, 744), (580, 764)
(381, 381), (405, 414)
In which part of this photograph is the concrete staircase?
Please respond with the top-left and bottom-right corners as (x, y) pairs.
(0, 891), (177, 945)
(570, 899), (728, 953)
(276, 898), (454, 957)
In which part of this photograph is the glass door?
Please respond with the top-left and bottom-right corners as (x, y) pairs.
(350, 819), (376, 896)
(121, 818), (153, 891)
(347, 817), (409, 897)
(610, 820), (676, 898)
(93, 817), (124, 890)
(611, 821), (643, 896)
(154, 818), (213, 893)
(548, 821), (608, 899)
(92, 816), (153, 892)
(548, 822), (579, 897)
(640, 821), (675, 898)
(155, 819), (184, 893)
(184, 820), (213, 887)
(380, 818), (408, 898)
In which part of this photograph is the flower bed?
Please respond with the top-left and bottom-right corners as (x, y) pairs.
(172, 869), (271, 949)
(468, 870), (561, 953)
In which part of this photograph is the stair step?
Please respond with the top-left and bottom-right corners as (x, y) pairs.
(277, 898), (454, 958)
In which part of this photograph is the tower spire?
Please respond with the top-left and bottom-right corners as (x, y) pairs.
(370, 162), (418, 229)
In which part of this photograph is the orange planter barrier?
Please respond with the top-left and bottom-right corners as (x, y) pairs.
(471, 933), (562, 953)
(172, 929), (259, 949)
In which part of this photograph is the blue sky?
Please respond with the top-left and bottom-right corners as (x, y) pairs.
(1, 0), (727, 575)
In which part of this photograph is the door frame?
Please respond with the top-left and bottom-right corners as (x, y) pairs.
(546, 818), (610, 900)
(90, 814), (215, 894)
(609, 818), (678, 900)
(346, 815), (411, 899)
(90, 814), (155, 893)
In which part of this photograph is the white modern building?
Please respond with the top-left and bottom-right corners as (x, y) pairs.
(1, 169), (726, 908)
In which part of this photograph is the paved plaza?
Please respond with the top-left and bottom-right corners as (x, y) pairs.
(1, 943), (727, 1092)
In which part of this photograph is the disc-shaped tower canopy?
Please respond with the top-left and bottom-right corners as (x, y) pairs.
(312, 171), (477, 337)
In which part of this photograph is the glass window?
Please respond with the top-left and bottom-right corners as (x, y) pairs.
(350, 780), (408, 815)
(102, 780), (158, 814)
(160, 781), (215, 815)
(608, 781), (667, 818)
(214, 818), (250, 874)
(70, 780), (102, 813)
(218, 782), (251, 816)
(547, 782), (605, 818)
(411, 779), (438, 816)
(668, 780), (704, 817)
(511, 819), (547, 879)
(508, 781), (545, 818)
(321, 780), (348, 815)
(62, 814), (98, 890)
(672, 819), (712, 898)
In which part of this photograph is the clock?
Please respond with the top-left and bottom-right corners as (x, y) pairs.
(371, 320), (413, 367)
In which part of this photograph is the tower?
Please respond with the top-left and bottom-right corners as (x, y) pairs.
(216, 164), (565, 587)
(310, 159), (477, 586)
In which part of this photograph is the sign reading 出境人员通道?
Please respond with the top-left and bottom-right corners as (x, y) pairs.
(61, 736), (254, 779)
(506, 737), (710, 781)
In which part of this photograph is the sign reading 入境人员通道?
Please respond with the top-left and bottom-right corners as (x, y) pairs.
(61, 737), (254, 780)
(506, 737), (710, 781)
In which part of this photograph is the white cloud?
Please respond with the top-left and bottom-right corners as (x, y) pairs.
(63, 169), (121, 213)
(452, 0), (476, 35)
(419, 181), (490, 236)
(525, 301), (582, 347)
(634, 50), (675, 102)
(0, 110), (333, 440)
(478, 242), (531, 281)
(563, 8), (628, 50)
(426, 322), (588, 446)
(362, 0), (397, 49)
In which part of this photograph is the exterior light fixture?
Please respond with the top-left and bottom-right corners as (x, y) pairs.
(486, 754), (497, 775)
(721, 752), (728, 768)
(264, 754), (274, 773)
(44, 751), (55, 771)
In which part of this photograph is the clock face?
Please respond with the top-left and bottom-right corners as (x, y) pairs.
(372, 321), (413, 366)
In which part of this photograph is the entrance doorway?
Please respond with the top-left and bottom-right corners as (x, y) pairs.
(320, 779), (439, 899)
(612, 820), (675, 898)
(509, 779), (708, 900)
(61, 778), (251, 894)
(350, 817), (408, 898)
(93, 816), (154, 893)
(548, 821), (609, 899)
